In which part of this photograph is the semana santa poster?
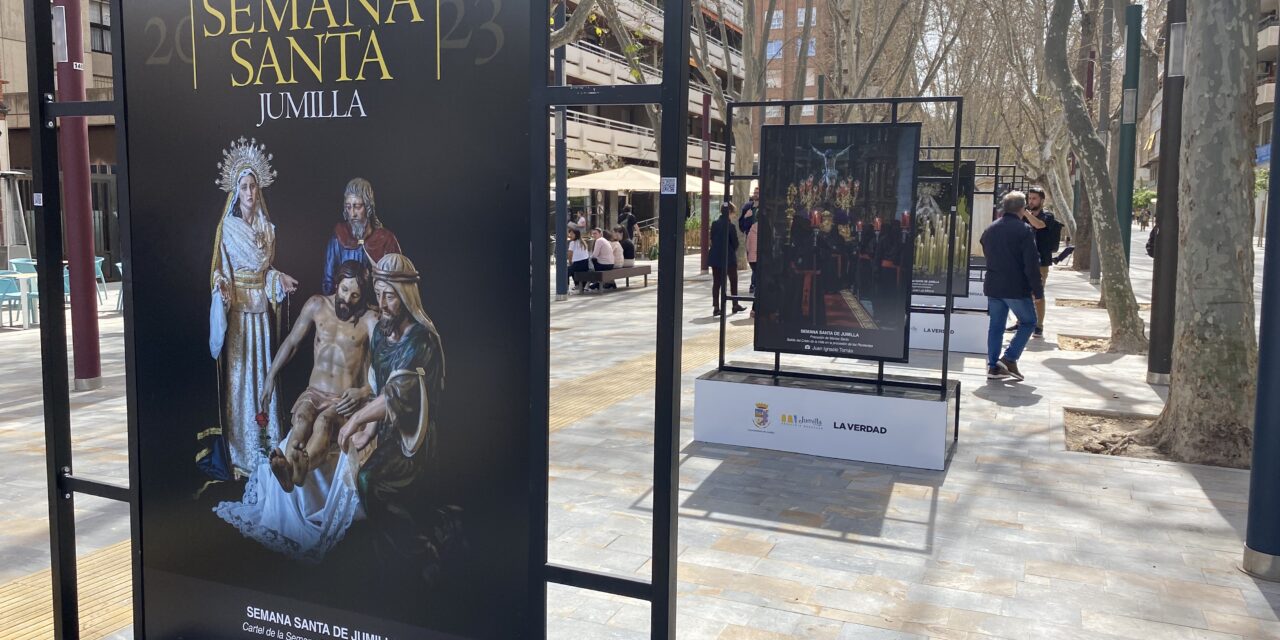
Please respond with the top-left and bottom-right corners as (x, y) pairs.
(911, 160), (975, 297)
(120, 1), (533, 637)
(754, 123), (921, 362)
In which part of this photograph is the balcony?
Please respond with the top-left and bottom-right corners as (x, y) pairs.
(612, 0), (744, 75)
(556, 42), (727, 122)
(1261, 24), (1279, 61)
(631, 0), (744, 28)
(1260, 78), (1276, 108)
(550, 110), (726, 175)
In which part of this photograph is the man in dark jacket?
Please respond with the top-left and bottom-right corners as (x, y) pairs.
(1006, 186), (1061, 337)
(618, 204), (639, 241)
(709, 202), (746, 316)
(980, 191), (1043, 381)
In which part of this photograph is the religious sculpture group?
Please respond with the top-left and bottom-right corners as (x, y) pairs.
(202, 137), (454, 571)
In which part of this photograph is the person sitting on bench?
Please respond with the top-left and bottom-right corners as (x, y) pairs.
(568, 229), (591, 293)
(617, 226), (636, 267)
(589, 227), (614, 291)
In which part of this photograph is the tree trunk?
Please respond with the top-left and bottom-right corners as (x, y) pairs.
(1045, 0), (1147, 353)
(549, 0), (598, 50)
(791, 0), (816, 102)
(1071, 0), (1100, 271)
(1142, 0), (1258, 468)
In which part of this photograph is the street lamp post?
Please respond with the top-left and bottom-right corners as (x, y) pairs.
(1245, 3), (1280, 585)
(1147, 0), (1185, 385)
(1115, 4), (1142, 263)
(553, 3), (569, 300)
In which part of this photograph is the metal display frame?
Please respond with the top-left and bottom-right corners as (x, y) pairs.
(25, 0), (139, 637)
(915, 144), (999, 295)
(28, 0), (690, 637)
(716, 96), (964, 403)
(532, 1), (689, 637)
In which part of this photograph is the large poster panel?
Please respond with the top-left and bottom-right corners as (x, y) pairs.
(122, 2), (532, 638)
(911, 160), (975, 297)
(755, 123), (921, 361)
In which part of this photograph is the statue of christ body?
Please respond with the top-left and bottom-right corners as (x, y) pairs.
(261, 260), (379, 491)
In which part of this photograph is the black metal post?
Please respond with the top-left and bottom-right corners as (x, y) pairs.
(1245, 2), (1280, 583)
(529, 0), (552, 635)
(1147, 0), (1185, 386)
(994, 148), (1002, 222)
(719, 101), (735, 369)
(940, 101), (964, 399)
(108, 0), (145, 631)
(652, 0), (691, 635)
(554, 3), (569, 300)
(25, 0), (77, 637)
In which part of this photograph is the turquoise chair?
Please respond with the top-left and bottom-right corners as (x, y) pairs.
(0, 267), (37, 326)
(93, 256), (107, 302)
(115, 261), (124, 311)
(0, 271), (20, 326)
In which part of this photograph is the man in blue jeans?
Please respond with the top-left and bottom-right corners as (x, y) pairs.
(979, 191), (1044, 381)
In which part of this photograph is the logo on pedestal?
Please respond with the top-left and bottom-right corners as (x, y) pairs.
(753, 403), (770, 428)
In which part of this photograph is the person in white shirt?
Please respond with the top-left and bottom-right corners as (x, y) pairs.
(567, 228), (591, 292)
(567, 208), (587, 236)
(590, 228), (615, 272)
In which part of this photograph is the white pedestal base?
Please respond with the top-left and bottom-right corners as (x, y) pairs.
(909, 311), (988, 354)
(694, 369), (958, 471)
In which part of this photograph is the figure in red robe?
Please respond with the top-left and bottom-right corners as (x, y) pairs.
(323, 178), (402, 295)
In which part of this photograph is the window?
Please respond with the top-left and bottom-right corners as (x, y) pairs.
(802, 105), (816, 117)
(796, 7), (817, 27)
(766, 70), (783, 89)
(806, 70), (816, 87)
(766, 106), (783, 120)
(766, 40), (784, 59)
(89, 0), (111, 54)
(770, 10), (784, 29)
(797, 38), (816, 57)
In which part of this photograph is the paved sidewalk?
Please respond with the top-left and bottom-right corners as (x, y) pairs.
(1, 233), (1277, 639)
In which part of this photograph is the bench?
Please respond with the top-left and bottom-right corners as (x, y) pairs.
(573, 265), (652, 292)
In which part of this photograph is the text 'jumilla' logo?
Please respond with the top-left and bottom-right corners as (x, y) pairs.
(780, 414), (824, 429)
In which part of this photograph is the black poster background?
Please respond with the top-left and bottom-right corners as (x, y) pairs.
(121, 2), (531, 638)
(911, 160), (975, 297)
(754, 123), (921, 362)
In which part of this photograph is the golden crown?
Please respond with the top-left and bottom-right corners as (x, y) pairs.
(216, 137), (276, 193)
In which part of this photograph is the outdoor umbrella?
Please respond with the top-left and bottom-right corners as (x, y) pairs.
(565, 165), (726, 196)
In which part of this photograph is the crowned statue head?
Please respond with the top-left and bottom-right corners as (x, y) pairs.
(373, 253), (434, 336)
(216, 137), (276, 222)
(343, 177), (382, 239)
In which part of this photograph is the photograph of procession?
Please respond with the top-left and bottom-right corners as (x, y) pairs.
(911, 159), (976, 297)
(754, 122), (922, 361)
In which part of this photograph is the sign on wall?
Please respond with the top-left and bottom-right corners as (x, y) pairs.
(122, 2), (533, 637)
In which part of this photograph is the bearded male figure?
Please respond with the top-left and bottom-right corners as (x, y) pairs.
(338, 253), (456, 574)
(322, 178), (401, 295)
(260, 260), (378, 491)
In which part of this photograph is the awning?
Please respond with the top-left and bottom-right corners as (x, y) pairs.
(564, 165), (725, 196)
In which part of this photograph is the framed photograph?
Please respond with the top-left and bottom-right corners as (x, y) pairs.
(754, 122), (922, 362)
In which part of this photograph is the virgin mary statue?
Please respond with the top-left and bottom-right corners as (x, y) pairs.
(209, 138), (298, 477)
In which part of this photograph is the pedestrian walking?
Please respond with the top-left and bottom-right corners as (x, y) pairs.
(619, 204), (639, 241)
(1005, 186), (1061, 338)
(981, 191), (1044, 381)
(710, 202), (746, 317)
